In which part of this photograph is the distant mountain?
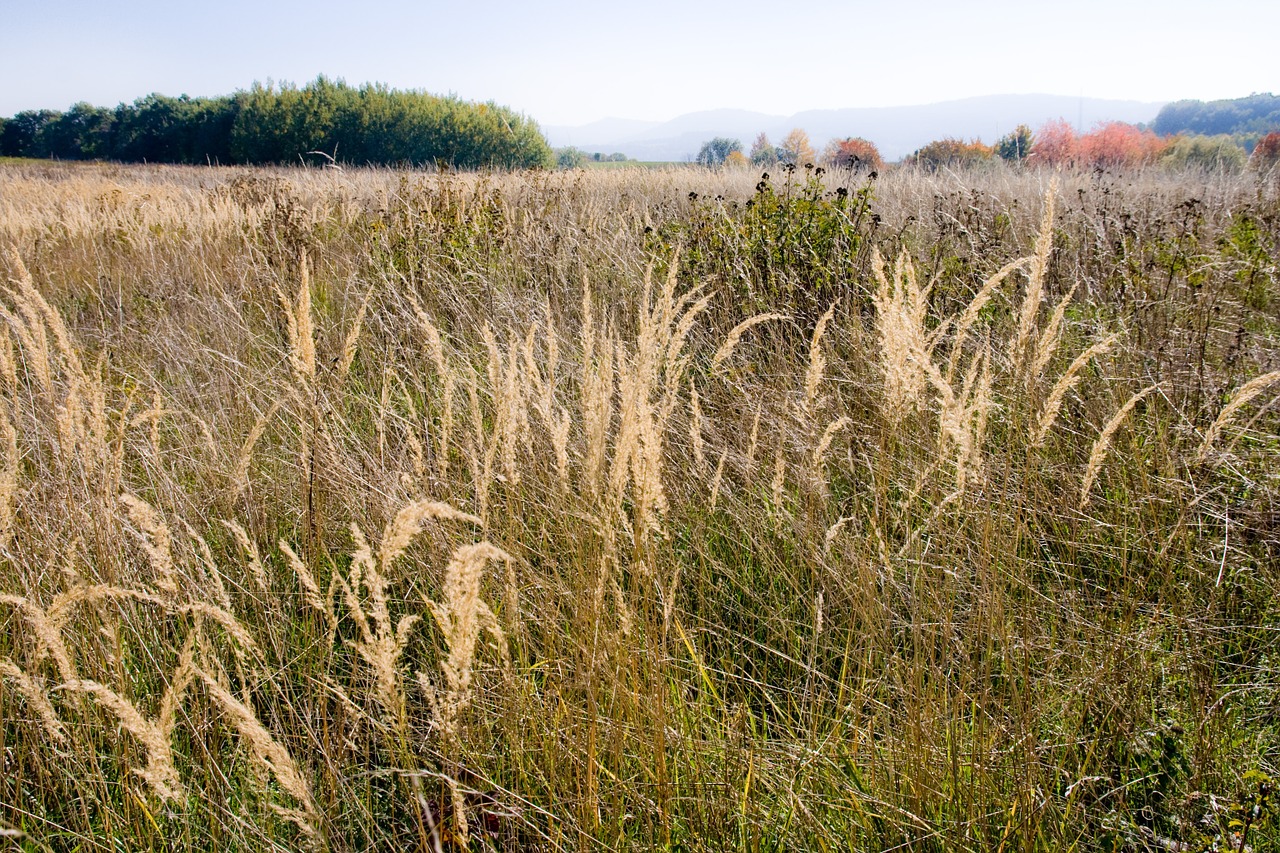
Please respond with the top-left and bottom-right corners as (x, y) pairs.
(543, 94), (1165, 162)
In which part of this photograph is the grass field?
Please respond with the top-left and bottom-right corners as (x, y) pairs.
(0, 159), (1278, 851)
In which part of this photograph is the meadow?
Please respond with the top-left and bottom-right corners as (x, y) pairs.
(0, 158), (1277, 852)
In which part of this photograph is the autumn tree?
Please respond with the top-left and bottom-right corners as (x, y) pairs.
(696, 136), (743, 167)
(911, 137), (994, 170)
(777, 128), (816, 166)
(822, 137), (882, 171)
(1250, 131), (1280, 171)
(1030, 118), (1078, 166)
(749, 132), (776, 166)
(1077, 121), (1165, 168)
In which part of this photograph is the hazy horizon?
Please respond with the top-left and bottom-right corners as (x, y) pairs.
(2, 0), (1277, 128)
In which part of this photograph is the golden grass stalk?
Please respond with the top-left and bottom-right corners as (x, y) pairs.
(708, 449), (728, 511)
(810, 416), (851, 485)
(802, 301), (837, 417)
(947, 257), (1028, 379)
(278, 540), (327, 617)
(1080, 385), (1158, 509)
(222, 520), (269, 595)
(278, 250), (316, 384)
(0, 408), (17, 549)
(711, 312), (788, 374)
(337, 280), (374, 379)
(120, 493), (178, 595)
(196, 667), (319, 834)
(872, 248), (934, 421)
(1032, 333), (1121, 446)
(64, 679), (185, 802)
(0, 658), (67, 745)
(1195, 370), (1280, 464)
(420, 542), (511, 735)
(688, 380), (705, 469)
(234, 401), (281, 493)
(1014, 179), (1058, 379)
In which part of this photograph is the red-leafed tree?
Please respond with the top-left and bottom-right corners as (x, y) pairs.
(1251, 131), (1280, 170)
(1031, 119), (1078, 166)
(822, 137), (883, 171)
(1077, 121), (1166, 168)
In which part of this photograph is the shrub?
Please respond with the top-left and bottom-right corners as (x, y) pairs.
(910, 137), (994, 170)
(1159, 134), (1247, 172)
(822, 136), (883, 171)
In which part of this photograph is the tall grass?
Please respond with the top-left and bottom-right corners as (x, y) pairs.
(0, 159), (1278, 851)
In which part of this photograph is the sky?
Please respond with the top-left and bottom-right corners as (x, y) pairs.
(2, 0), (1277, 128)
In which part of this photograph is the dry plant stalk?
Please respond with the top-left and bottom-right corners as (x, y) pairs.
(196, 667), (319, 838)
(802, 301), (838, 417)
(1033, 333), (1121, 446)
(64, 678), (185, 802)
(0, 658), (67, 744)
(1014, 179), (1059, 380)
(1080, 386), (1158, 508)
(120, 493), (178, 595)
(1195, 370), (1280, 464)
(279, 250), (317, 384)
(872, 248), (936, 421)
(711, 312), (788, 374)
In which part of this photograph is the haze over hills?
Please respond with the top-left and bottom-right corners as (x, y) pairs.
(544, 94), (1165, 162)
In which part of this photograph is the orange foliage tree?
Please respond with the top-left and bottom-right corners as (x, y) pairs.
(1031, 119), (1078, 166)
(822, 137), (883, 170)
(1078, 121), (1166, 168)
(777, 128), (816, 166)
(1251, 131), (1280, 170)
(910, 137), (994, 170)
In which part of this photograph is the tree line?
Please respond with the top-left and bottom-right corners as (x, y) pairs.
(695, 117), (1280, 173)
(0, 77), (554, 170)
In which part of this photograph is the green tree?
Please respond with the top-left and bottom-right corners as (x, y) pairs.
(696, 136), (743, 167)
(996, 124), (1033, 162)
(1159, 135), (1246, 173)
(749, 132), (776, 166)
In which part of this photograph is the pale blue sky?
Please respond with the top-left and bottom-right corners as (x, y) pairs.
(2, 0), (1276, 127)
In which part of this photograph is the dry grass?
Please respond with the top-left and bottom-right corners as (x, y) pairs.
(0, 159), (1278, 852)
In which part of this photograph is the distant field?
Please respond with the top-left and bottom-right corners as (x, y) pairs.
(1, 159), (1278, 851)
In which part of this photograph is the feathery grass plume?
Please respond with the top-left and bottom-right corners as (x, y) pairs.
(196, 668), (319, 837)
(1014, 179), (1058, 380)
(711, 313), (788, 374)
(278, 250), (316, 384)
(925, 340), (994, 493)
(0, 409), (17, 548)
(871, 248), (935, 421)
(802, 301), (838, 417)
(64, 679), (185, 802)
(421, 542), (511, 719)
(1195, 370), (1280, 464)
(708, 449), (728, 511)
(120, 493), (178, 595)
(2, 247), (54, 395)
(1031, 283), (1080, 380)
(688, 380), (705, 469)
(223, 520), (269, 595)
(182, 519), (233, 612)
(0, 595), (76, 683)
(947, 257), (1028, 380)
(770, 441), (786, 509)
(410, 294), (456, 481)
(1080, 385), (1158, 509)
(0, 658), (67, 745)
(379, 499), (482, 576)
(338, 279), (374, 379)
(1032, 333), (1121, 446)
(278, 540), (327, 617)
(0, 326), (17, 394)
(810, 416), (851, 486)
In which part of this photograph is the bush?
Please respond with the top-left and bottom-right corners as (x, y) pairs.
(1159, 134), (1247, 173)
(822, 137), (883, 171)
(910, 137), (994, 170)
